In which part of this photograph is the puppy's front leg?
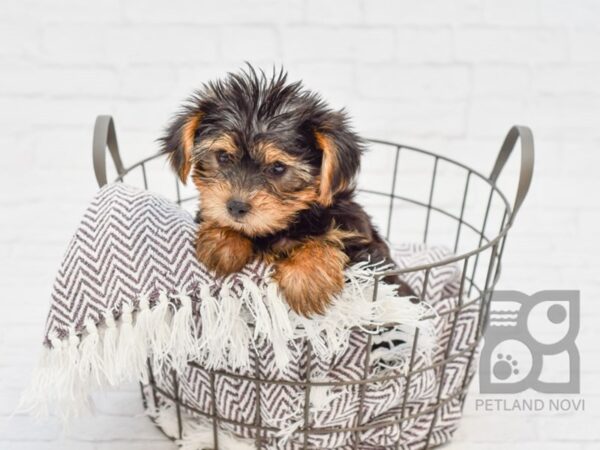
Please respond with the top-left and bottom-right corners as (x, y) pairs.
(273, 238), (349, 316)
(196, 222), (254, 277)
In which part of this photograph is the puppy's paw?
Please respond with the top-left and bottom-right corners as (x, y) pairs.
(273, 239), (348, 316)
(196, 224), (253, 277)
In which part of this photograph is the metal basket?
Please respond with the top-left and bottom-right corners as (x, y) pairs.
(92, 116), (534, 449)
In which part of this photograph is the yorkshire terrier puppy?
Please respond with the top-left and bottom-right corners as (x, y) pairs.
(161, 67), (412, 316)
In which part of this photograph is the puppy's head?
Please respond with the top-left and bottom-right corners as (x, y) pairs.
(160, 66), (363, 237)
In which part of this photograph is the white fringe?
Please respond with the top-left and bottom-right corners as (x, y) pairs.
(169, 292), (197, 373)
(20, 263), (433, 422)
(102, 311), (119, 385)
(149, 292), (173, 371)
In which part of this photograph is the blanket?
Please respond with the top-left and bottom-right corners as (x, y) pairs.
(144, 244), (475, 450)
(22, 183), (476, 449)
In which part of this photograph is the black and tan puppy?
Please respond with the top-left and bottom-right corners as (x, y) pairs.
(161, 67), (412, 316)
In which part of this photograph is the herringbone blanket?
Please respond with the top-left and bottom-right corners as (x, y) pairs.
(23, 183), (476, 449)
(147, 244), (475, 450)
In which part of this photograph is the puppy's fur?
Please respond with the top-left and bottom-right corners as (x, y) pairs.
(161, 67), (412, 316)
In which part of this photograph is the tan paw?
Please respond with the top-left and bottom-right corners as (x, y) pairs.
(273, 239), (348, 316)
(195, 224), (254, 276)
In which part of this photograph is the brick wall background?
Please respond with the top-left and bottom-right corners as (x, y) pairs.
(1, 0), (599, 448)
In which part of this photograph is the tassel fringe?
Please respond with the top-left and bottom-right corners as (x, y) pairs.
(20, 262), (433, 422)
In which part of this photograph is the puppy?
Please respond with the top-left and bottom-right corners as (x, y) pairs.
(161, 67), (412, 316)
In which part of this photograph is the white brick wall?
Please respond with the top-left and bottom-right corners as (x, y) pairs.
(1, 0), (599, 448)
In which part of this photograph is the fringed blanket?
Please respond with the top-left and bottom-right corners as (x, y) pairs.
(22, 183), (476, 449)
(144, 244), (475, 450)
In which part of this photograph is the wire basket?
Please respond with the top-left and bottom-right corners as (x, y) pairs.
(92, 116), (534, 449)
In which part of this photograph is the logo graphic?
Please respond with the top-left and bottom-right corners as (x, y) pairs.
(479, 290), (580, 394)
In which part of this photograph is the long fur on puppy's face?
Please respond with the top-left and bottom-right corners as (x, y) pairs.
(159, 66), (364, 238)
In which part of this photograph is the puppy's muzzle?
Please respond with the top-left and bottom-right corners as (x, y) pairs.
(227, 199), (251, 219)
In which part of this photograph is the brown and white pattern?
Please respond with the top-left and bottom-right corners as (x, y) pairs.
(147, 258), (476, 449)
(25, 183), (478, 449)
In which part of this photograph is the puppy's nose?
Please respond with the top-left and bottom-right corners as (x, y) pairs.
(227, 199), (251, 218)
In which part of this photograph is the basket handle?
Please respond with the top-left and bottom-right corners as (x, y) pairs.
(93, 115), (125, 187)
(489, 125), (534, 223)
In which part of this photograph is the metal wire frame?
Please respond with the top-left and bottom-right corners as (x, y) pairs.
(93, 116), (534, 449)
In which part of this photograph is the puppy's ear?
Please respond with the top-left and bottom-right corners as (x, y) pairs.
(160, 110), (203, 184)
(314, 111), (362, 206)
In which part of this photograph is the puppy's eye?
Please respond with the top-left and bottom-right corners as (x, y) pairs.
(216, 150), (231, 165)
(268, 162), (287, 177)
